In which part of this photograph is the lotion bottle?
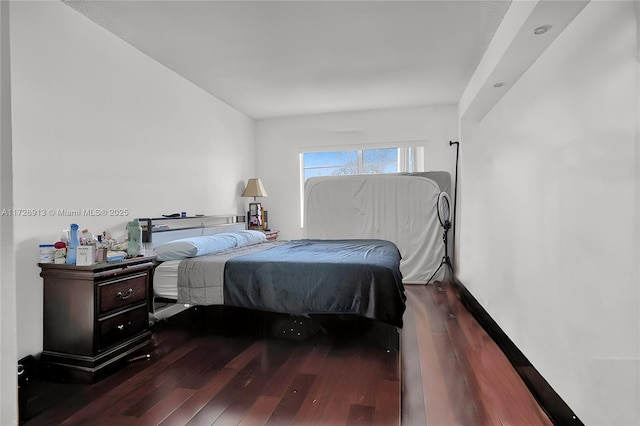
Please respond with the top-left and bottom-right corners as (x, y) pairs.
(66, 223), (80, 265)
(127, 219), (142, 257)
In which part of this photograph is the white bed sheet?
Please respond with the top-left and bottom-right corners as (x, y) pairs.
(153, 259), (181, 299)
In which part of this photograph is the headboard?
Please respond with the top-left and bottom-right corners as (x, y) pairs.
(140, 214), (246, 248)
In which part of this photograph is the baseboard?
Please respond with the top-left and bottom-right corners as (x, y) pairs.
(451, 278), (583, 425)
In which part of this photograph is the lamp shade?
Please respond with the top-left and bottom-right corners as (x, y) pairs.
(242, 178), (268, 198)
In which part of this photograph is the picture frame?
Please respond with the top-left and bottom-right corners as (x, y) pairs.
(248, 202), (263, 230)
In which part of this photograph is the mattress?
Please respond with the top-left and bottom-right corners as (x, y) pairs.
(304, 172), (451, 283)
(153, 260), (181, 300)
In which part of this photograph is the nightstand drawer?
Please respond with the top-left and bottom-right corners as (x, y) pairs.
(98, 273), (148, 314)
(99, 305), (148, 350)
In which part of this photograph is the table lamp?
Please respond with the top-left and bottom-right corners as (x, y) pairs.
(242, 178), (268, 230)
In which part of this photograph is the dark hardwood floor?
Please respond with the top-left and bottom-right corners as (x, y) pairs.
(21, 282), (551, 425)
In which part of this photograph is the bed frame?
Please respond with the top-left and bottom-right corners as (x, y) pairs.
(144, 214), (247, 322)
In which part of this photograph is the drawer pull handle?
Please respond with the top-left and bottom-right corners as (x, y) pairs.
(116, 321), (133, 331)
(117, 288), (134, 300)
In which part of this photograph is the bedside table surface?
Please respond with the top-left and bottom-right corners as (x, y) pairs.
(39, 256), (156, 271)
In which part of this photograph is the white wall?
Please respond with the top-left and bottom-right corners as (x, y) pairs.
(0, 1), (17, 424)
(256, 106), (459, 240)
(10, 1), (255, 360)
(458, 2), (639, 424)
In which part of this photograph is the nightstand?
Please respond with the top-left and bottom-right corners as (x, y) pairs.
(263, 230), (279, 241)
(39, 257), (154, 383)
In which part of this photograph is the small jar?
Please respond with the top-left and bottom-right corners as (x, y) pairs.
(39, 244), (55, 263)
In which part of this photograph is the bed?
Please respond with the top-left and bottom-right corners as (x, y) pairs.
(151, 230), (406, 329)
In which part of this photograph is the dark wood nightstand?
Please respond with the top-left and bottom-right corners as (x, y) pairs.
(39, 257), (155, 383)
(263, 230), (279, 241)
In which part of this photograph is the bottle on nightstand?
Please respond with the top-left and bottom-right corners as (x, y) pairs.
(127, 219), (142, 256)
(66, 224), (80, 265)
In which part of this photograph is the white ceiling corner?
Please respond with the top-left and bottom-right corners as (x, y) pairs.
(460, 0), (590, 122)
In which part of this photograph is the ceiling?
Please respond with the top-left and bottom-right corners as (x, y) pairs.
(64, 0), (512, 120)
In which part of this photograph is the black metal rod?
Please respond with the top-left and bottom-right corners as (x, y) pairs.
(426, 225), (452, 285)
(449, 141), (460, 271)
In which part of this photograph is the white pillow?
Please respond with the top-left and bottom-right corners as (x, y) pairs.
(155, 234), (237, 261)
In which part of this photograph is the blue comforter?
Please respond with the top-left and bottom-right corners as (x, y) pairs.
(224, 239), (406, 327)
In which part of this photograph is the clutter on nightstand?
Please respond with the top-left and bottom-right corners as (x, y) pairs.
(39, 221), (151, 266)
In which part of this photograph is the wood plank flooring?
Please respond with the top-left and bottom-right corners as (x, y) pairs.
(402, 283), (553, 425)
(21, 282), (552, 425)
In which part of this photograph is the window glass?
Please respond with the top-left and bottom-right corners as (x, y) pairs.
(303, 151), (358, 180)
(362, 148), (398, 174)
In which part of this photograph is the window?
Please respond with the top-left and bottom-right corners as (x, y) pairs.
(302, 147), (419, 180)
(300, 145), (423, 226)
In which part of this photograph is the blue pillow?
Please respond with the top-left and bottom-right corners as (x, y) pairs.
(155, 234), (237, 261)
(226, 230), (267, 247)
